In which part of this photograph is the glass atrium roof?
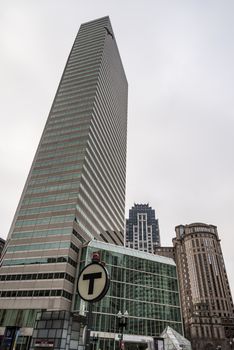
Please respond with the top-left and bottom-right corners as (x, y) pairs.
(160, 326), (192, 350)
(86, 240), (176, 266)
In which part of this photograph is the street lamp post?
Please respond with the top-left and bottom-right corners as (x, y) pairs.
(117, 311), (129, 349)
(229, 338), (234, 349)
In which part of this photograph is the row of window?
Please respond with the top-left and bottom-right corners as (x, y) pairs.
(45, 110), (92, 125)
(57, 74), (97, 91)
(2, 255), (77, 267)
(0, 272), (74, 283)
(93, 98), (126, 174)
(63, 64), (100, 79)
(15, 214), (74, 228)
(26, 181), (79, 195)
(72, 35), (104, 50)
(74, 27), (104, 41)
(55, 84), (96, 103)
(91, 98), (126, 177)
(42, 129), (89, 146)
(31, 163), (82, 176)
(82, 172), (123, 234)
(36, 148), (84, 164)
(12, 227), (84, 247)
(28, 172), (81, 186)
(79, 183), (120, 234)
(57, 79), (97, 98)
(45, 121), (90, 138)
(39, 137), (87, 152)
(43, 122), (90, 140)
(72, 229), (86, 244)
(0, 289), (72, 300)
(56, 83), (97, 101)
(69, 44), (103, 62)
(191, 237), (216, 249)
(64, 62), (101, 79)
(62, 64), (100, 79)
(7, 241), (72, 253)
(70, 242), (79, 254)
(87, 132), (125, 202)
(77, 220), (95, 240)
(18, 204), (75, 217)
(12, 228), (71, 239)
(34, 153), (85, 169)
(77, 201), (101, 237)
(0, 309), (39, 327)
(76, 23), (105, 38)
(71, 37), (104, 54)
(48, 102), (93, 120)
(22, 192), (78, 205)
(68, 48), (102, 66)
(56, 80), (97, 100)
(93, 68), (125, 147)
(83, 161), (123, 220)
(83, 159), (123, 222)
(189, 226), (216, 234)
(65, 54), (101, 72)
(52, 95), (94, 113)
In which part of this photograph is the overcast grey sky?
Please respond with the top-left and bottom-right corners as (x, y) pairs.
(1, 0), (234, 289)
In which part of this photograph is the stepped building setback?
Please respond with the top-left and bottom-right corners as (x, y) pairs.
(125, 203), (161, 253)
(0, 16), (128, 350)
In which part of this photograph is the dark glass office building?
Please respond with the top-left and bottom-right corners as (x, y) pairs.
(125, 204), (161, 253)
(0, 16), (127, 350)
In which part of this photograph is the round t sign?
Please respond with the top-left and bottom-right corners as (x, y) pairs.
(77, 262), (110, 302)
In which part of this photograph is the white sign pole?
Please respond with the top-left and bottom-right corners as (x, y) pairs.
(77, 259), (110, 350)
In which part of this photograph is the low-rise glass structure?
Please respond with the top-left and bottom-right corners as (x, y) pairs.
(161, 326), (192, 350)
(74, 240), (183, 349)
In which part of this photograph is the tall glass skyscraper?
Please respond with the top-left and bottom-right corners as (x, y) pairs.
(125, 204), (161, 253)
(0, 16), (127, 350)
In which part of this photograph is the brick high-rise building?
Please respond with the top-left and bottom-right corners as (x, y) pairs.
(0, 16), (128, 350)
(173, 223), (234, 350)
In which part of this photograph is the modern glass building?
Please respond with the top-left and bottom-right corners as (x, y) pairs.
(160, 326), (192, 350)
(73, 240), (183, 349)
(125, 204), (161, 253)
(0, 16), (127, 350)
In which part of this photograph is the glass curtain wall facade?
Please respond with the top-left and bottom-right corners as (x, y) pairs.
(0, 16), (127, 350)
(125, 204), (161, 253)
(74, 240), (183, 349)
